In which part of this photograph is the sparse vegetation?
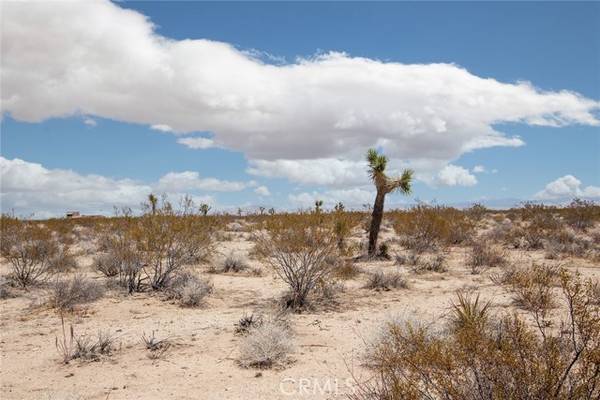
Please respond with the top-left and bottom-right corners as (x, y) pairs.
(1, 215), (59, 287)
(48, 275), (105, 311)
(364, 271), (408, 291)
(141, 330), (172, 360)
(238, 316), (293, 369)
(355, 271), (600, 399)
(255, 213), (337, 310)
(165, 271), (213, 307)
(468, 240), (508, 273)
(55, 317), (116, 364)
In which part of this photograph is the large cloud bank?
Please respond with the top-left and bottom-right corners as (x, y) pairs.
(2, 0), (599, 188)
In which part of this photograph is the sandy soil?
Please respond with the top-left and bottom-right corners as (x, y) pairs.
(1, 224), (598, 400)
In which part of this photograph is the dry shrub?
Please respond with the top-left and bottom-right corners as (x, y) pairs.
(392, 205), (474, 252)
(332, 209), (362, 255)
(355, 272), (600, 399)
(254, 213), (337, 310)
(56, 317), (116, 364)
(564, 198), (599, 231)
(49, 275), (105, 311)
(238, 316), (293, 369)
(48, 246), (79, 273)
(95, 197), (215, 293)
(492, 263), (559, 314)
(468, 240), (508, 274)
(334, 259), (361, 280)
(235, 312), (264, 335)
(397, 250), (447, 274)
(218, 253), (249, 273)
(1, 215), (59, 287)
(141, 331), (172, 360)
(364, 271), (408, 291)
(465, 202), (488, 223)
(166, 271), (212, 307)
(0, 276), (15, 299)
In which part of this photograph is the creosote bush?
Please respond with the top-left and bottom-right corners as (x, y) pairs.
(49, 275), (105, 311)
(95, 196), (215, 293)
(254, 213), (338, 310)
(392, 205), (474, 252)
(355, 271), (600, 399)
(468, 240), (508, 274)
(1, 215), (59, 287)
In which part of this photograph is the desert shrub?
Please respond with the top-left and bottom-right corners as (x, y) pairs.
(47, 245), (79, 273)
(334, 260), (361, 280)
(392, 205), (474, 252)
(377, 242), (391, 260)
(355, 272), (600, 399)
(134, 196), (215, 290)
(1, 215), (59, 287)
(401, 251), (447, 274)
(465, 202), (488, 223)
(332, 209), (361, 255)
(235, 313), (264, 335)
(492, 263), (559, 314)
(364, 271), (408, 291)
(166, 271), (212, 307)
(238, 317), (293, 369)
(564, 198), (599, 231)
(255, 213), (337, 310)
(468, 240), (508, 274)
(96, 197), (215, 293)
(49, 275), (105, 311)
(0, 276), (15, 299)
(93, 252), (120, 277)
(219, 253), (249, 273)
(141, 331), (171, 359)
(56, 318), (116, 363)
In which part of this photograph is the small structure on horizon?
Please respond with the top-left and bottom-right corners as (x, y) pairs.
(65, 211), (81, 219)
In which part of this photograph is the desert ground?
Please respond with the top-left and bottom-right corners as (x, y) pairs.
(1, 204), (599, 399)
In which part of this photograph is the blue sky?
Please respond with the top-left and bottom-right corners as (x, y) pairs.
(1, 1), (599, 217)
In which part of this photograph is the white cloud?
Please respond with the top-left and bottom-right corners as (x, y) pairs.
(150, 124), (175, 133)
(472, 165), (486, 173)
(2, 0), (599, 189)
(289, 188), (375, 209)
(0, 157), (251, 217)
(177, 137), (215, 149)
(534, 175), (600, 200)
(248, 158), (368, 187)
(83, 117), (97, 127)
(156, 171), (248, 192)
(436, 165), (477, 187)
(254, 185), (271, 196)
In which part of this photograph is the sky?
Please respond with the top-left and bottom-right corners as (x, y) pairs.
(1, 1), (599, 218)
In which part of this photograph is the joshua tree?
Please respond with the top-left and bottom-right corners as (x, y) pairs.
(334, 202), (345, 212)
(259, 206), (266, 215)
(314, 200), (324, 214)
(199, 203), (211, 216)
(366, 148), (413, 257)
(148, 193), (158, 215)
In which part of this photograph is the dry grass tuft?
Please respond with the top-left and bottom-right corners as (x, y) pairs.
(364, 271), (408, 291)
(238, 316), (293, 369)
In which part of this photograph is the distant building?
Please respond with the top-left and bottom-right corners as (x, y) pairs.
(65, 211), (81, 218)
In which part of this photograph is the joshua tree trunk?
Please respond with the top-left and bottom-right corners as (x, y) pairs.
(368, 189), (386, 257)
